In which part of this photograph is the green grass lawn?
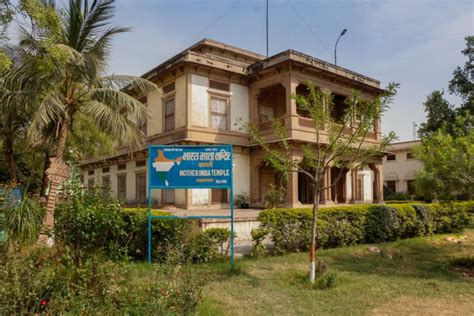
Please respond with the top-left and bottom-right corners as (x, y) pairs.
(195, 229), (474, 315)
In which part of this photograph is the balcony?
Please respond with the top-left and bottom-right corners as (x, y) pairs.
(253, 81), (379, 144)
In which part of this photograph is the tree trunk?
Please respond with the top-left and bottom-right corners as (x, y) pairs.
(39, 121), (69, 243)
(40, 151), (50, 197)
(309, 188), (320, 284)
(4, 137), (17, 184)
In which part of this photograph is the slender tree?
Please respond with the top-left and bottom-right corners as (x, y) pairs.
(245, 82), (397, 284)
(13, 0), (156, 237)
(449, 36), (473, 115)
(417, 90), (456, 138)
(415, 117), (473, 201)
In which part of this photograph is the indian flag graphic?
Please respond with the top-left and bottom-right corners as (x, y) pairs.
(152, 150), (182, 186)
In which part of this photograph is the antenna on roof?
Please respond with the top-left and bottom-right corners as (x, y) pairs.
(266, 0), (269, 57)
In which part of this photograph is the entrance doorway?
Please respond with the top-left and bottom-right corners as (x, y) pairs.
(212, 189), (228, 203)
(331, 167), (347, 203)
(298, 172), (313, 204)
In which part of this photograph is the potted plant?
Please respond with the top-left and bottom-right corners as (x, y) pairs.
(235, 192), (250, 209)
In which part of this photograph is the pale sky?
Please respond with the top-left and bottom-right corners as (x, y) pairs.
(105, 0), (473, 141)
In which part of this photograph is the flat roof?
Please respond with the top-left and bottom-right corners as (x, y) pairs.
(139, 39), (381, 88)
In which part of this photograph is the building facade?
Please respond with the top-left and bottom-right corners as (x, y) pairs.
(383, 140), (423, 194)
(81, 39), (386, 209)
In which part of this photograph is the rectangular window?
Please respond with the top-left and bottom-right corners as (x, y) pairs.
(406, 180), (415, 195)
(210, 97), (228, 130)
(102, 176), (110, 189)
(136, 173), (147, 204)
(209, 80), (230, 92)
(406, 152), (414, 159)
(386, 154), (396, 161)
(163, 189), (175, 204)
(164, 99), (175, 131)
(87, 178), (94, 192)
(102, 167), (110, 173)
(102, 175), (110, 198)
(117, 174), (126, 201)
(386, 180), (396, 193)
(136, 160), (146, 168)
(162, 82), (175, 94)
(118, 163), (126, 171)
(88, 170), (94, 175)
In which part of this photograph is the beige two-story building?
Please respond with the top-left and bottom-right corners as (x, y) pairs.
(383, 140), (423, 195)
(81, 39), (386, 209)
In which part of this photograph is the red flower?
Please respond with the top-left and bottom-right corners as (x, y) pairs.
(41, 299), (47, 306)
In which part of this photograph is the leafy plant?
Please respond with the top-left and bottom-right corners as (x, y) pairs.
(251, 228), (269, 257)
(55, 186), (127, 265)
(235, 192), (250, 208)
(0, 247), (208, 315)
(4, 195), (42, 249)
(264, 184), (284, 209)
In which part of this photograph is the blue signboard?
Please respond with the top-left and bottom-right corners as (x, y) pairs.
(147, 145), (234, 265)
(148, 145), (232, 189)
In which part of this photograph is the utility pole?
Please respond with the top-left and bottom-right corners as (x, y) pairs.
(266, 0), (269, 57)
(413, 121), (418, 140)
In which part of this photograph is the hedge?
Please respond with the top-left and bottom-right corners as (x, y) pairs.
(257, 202), (473, 254)
(55, 190), (232, 264)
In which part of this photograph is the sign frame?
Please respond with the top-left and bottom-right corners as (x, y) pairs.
(147, 144), (235, 265)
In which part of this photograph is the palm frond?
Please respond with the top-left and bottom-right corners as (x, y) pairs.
(27, 90), (66, 142)
(83, 25), (130, 73)
(77, 0), (122, 51)
(81, 99), (143, 148)
(89, 88), (150, 123)
(96, 75), (157, 96)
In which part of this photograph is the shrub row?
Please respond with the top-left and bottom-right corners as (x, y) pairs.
(0, 248), (207, 315)
(257, 202), (473, 254)
(55, 188), (231, 264)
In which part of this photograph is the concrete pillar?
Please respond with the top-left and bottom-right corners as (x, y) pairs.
(285, 76), (298, 117)
(184, 189), (192, 210)
(350, 168), (358, 203)
(286, 170), (299, 208)
(249, 88), (259, 124)
(250, 163), (260, 205)
(373, 164), (384, 203)
(284, 75), (298, 132)
(320, 167), (334, 205)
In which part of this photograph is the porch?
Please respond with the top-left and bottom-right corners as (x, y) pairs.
(250, 151), (384, 208)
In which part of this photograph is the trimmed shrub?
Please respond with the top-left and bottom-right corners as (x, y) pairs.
(55, 188), (232, 264)
(258, 208), (312, 254)
(422, 203), (471, 233)
(251, 228), (269, 257)
(257, 202), (472, 254)
(318, 206), (368, 247)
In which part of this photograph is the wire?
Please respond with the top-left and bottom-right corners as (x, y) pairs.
(285, 0), (332, 57)
(182, 0), (243, 49)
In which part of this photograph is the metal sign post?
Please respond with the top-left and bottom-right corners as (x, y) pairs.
(147, 145), (234, 265)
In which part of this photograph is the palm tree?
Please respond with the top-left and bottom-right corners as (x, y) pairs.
(0, 55), (41, 185)
(17, 0), (156, 236)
